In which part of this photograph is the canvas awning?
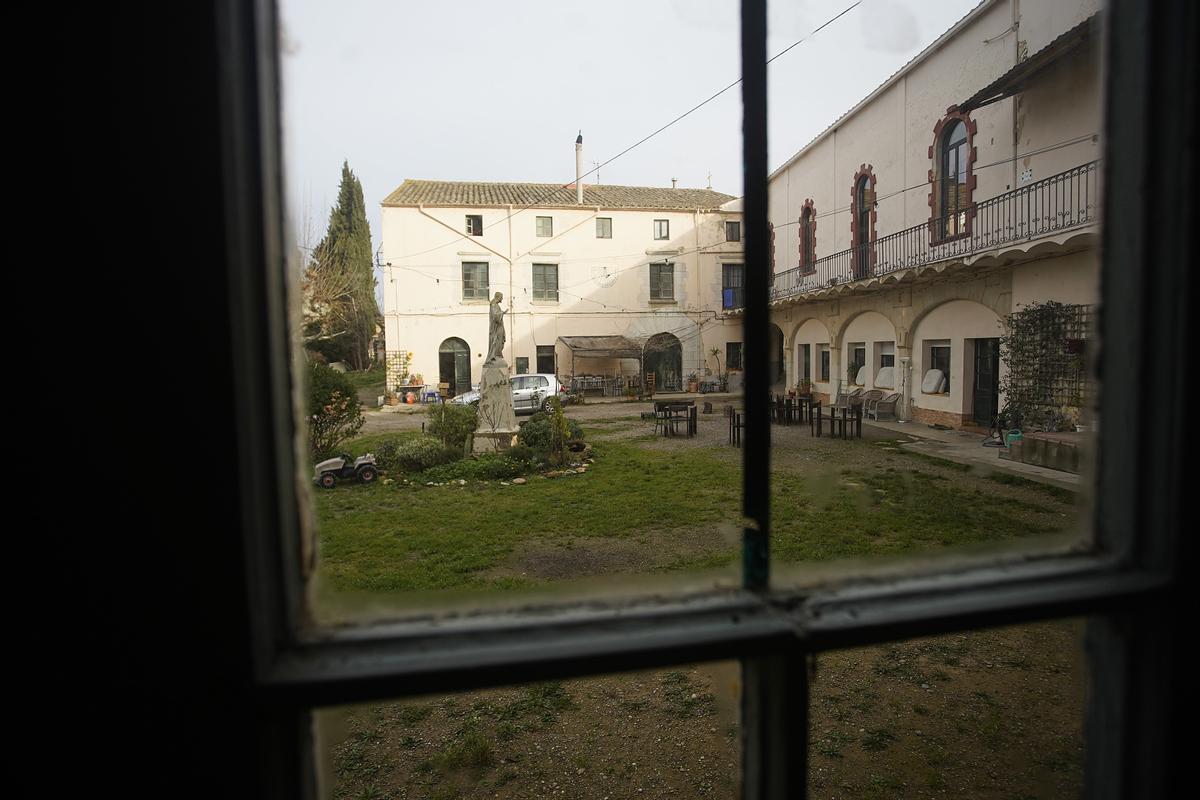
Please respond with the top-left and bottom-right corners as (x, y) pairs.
(957, 13), (1099, 113)
(556, 335), (647, 360)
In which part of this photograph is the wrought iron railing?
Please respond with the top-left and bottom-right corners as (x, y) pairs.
(763, 160), (1100, 303)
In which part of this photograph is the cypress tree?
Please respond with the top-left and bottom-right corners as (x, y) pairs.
(307, 161), (380, 369)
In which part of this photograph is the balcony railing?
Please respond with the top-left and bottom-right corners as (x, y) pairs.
(765, 160), (1100, 304)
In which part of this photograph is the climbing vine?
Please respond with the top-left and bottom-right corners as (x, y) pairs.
(998, 301), (1091, 430)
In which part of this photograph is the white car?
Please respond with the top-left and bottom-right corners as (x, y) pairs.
(449, 373), (567, 414)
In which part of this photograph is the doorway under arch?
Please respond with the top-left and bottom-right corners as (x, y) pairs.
(438, 337), (471, 397)
(644, 332), (683, 392)
(769, 323), (785, 389)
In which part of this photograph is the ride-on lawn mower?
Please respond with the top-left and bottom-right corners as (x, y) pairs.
(313, 453), (378, 489)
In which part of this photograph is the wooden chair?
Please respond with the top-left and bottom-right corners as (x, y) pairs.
(653, 402), (669, 436)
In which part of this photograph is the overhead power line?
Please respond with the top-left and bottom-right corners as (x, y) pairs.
(382, 2), (862, 264)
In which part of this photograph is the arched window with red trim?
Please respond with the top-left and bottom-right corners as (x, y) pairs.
(928, 107), (977, 242)
(768, 222), (775, 287)
(850, 165), (876, 279)
(799, 199), (816, 273)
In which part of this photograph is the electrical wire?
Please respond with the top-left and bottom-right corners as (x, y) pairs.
(380, 1), (862, 264)
(773, 134), (1099, 228)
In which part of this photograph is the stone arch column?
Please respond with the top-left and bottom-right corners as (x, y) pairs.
(895, 326), (913, 421)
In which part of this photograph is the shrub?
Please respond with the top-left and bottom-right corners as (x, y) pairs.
(385, 436), (457, 473)
(307, 362), (364, 459)
(372, 437), (424, 473)
(517, 400), (583, 463)
(419, 450), (540, 483)
(425, 403), (478, 449)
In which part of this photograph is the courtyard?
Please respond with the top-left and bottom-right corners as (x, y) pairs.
(316, 399), (1086, 799)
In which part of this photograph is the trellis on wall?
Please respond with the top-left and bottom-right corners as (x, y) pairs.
(384, 349), (413, 394)
(999, 301), (1092, 425)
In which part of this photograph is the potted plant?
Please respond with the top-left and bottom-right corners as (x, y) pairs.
(686, 371), (699, 393)
(796, 377), (812, 397)
(384, 390), (400, 407)
(847, 359), (864, 386)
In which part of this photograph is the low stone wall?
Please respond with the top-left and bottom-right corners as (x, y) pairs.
(1000, 432), (1082, 474)
(911, 406), (969, 429)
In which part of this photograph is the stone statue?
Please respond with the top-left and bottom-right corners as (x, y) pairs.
(475, 290), (518, 454)
(485, 291), (506, 364)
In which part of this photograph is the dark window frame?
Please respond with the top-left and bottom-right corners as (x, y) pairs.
(726, 341), (744, 370)
(723, 262), (745, 309)
(929, 343), (952, 392)
(465, 214), (483, 236)
(653, 218), (669, 240)
(650, 261), (674, 301)
(799, 199), (816, 273)
(215, 1), (1191, 797)
(536, 344), (555, 375)
(535, 215), (553, 237)
(726, 220), (741, 242)
(461, 261), (489, 300)
(532, 262), (558, 301)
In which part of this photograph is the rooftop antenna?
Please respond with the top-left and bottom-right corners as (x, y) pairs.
(592, 160), (600, 184)
(706, 171), (712, 190)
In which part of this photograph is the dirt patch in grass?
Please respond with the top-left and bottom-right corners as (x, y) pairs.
(483, 525), (742, 582)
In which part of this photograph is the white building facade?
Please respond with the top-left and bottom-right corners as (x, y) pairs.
(763, 0), (1103, 428)
(381, 167), (745, 397)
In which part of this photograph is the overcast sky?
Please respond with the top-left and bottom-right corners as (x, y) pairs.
(280, 0), (982, 257)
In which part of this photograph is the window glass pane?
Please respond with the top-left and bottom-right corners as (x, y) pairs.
(726, 342), (743, 371)
(532, 264), (558, 301)
(809, 620), (1087, 798)
(650, 262), (675, 301)
(461, 262), (489, 300)
(317, 662), (742, 800)
(765, 0), (1102, 587)
(281, 0), (744, 620)
(722, 263), (744, 309)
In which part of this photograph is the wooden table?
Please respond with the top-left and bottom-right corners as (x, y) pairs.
(655, 400), (696, 437)
(819, 404), (862, 439)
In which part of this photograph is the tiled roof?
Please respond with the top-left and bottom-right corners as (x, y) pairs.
(382, 180), (736, 211)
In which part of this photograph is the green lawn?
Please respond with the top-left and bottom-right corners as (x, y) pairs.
(317, 420), (1085, 800)
(315, 430), (1075, 602)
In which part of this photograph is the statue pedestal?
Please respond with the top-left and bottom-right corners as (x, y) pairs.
(472, 359), (519, 454)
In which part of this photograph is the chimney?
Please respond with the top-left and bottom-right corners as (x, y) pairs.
(671, 177), (677, 189)
(575, 132), (584, 204)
